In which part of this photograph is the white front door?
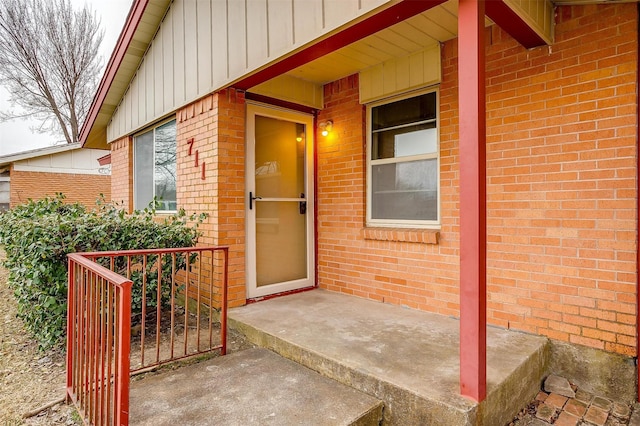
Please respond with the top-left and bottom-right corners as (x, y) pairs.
(246, 104), (315, 298)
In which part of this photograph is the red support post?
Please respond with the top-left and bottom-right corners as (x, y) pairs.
(636, 3), (640, 401)
(458, 0), (487, 402)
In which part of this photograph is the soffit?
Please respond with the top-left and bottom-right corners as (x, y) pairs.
(283, 0), (489, 86)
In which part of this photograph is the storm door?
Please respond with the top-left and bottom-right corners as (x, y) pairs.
(246, 104), (315, 298)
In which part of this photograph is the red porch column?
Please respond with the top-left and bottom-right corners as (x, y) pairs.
(458, 0), (487, 402)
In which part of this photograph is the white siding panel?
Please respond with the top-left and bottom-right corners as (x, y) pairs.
(292, 0), (323, 44)
(360, 0), (388, 10)
(162, 10), (175, 112)
(228, 0), (247, 78)
(111, 94), (121, 141)
(130, 76), (138, 130)
(145, 52), (155, 125)
(184, 0), (199, 101)
(409, 52), (424, 88)
(106, 0), (398, 142)
(268, 0), (294, 57)
(137, 61), (146, 129)
(422, 44), (441, 85)
(504, 0), (554, 44)
(120, 86), (127, 135)
(197, 0), (213, 92)
(154, 29), (164, 118)
(211, 0), (228, 83)
(247, 0), (268, 69)
(382, 60), (396, 95)
(13, 149), (108, 175)
(359, 44), (441, 104)
(173, 0), (186, 105)
(395, 55), (411, 91)
(324, 0), (359, 30)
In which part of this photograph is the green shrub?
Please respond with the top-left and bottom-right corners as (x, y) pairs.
(0, 194), (206, 350)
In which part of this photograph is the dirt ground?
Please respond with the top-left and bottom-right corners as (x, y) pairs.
(0, 250), (78, 425)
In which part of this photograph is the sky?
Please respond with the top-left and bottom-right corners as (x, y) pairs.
(0, 0), (133, 156)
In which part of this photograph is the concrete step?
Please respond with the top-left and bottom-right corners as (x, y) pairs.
(129, 347), (383, 426)
(229, 289), (549, 425)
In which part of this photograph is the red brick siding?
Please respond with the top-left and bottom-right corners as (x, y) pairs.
(485, 4), (637, 356)
(9, 165), (111, 208)
(108, 91), (247, 308)
(317, 78), (461, 317)
(110, 136), (133, 211)
(317, 3), (637, 355)
(176, 89), (247, 308)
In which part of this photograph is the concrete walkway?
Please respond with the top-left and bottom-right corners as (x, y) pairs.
(229, 289), (549, 425)
(129, 347), (383, 425)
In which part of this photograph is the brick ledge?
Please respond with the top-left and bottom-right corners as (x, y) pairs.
(363, 227), (440, 244)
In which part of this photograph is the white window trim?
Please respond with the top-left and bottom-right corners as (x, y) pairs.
(366, 87), (441, 229)
(133, 117), (178, 213)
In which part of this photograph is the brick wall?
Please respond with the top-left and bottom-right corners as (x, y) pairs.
(9, 165), (111, 208)
(485, 4), (637, 356)
(317, 75), (461, 317)
(317, 3), (637, 356)
(108, 91), (247, 308)
(110, 136), (133, 211)
(176, 89), (247, 308)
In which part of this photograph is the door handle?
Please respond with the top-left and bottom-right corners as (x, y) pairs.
(299, 193), (306, 215)
(249, 192), (262, 210)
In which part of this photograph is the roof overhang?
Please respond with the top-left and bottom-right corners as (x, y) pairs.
(0, 143), (83, 167)
(81, 0), (171, 149)
(81, 0), (563, 149)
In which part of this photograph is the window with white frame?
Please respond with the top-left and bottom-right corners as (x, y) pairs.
(134, 119), (177, 211)
(367, 90), (439, 227)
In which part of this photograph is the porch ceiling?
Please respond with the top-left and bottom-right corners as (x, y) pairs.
(282, 0), (481, 86)
(264, 0), (634, 89)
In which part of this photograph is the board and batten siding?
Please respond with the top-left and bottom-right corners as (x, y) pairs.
(108, 0), (391, 142)
(12, 149), (110, 175)
(359, 44), (441, 104)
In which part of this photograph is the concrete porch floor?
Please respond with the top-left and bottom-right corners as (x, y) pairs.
(127, 289), (551, 425)
(229, 289), (550, 425)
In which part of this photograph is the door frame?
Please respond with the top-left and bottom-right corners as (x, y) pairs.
(245, 102), (316, 299)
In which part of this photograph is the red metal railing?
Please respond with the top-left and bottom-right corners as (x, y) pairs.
(66, 253), (132, 426)
(66, 246), (229, 426)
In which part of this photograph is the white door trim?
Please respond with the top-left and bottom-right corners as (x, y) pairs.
(246, 103), (315, 299)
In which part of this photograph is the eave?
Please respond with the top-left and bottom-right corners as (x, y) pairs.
(81, 0), (561, 149)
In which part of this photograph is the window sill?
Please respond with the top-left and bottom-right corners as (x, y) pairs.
(363, 227), (440, 245)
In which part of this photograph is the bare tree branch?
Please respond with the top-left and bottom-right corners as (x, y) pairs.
(0, 0), (104, 144)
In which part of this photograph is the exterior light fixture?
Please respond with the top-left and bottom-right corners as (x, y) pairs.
(319, 120), (333, 137)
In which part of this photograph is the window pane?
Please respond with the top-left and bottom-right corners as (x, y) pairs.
(372, 92), (436, 131)
(134, 130), (154, 210)
(371, 159), (438, 221)
(154, 120), (177, 210)
(372, 122), (437, 160)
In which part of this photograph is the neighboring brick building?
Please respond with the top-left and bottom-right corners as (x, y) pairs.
(80, 0), (639, 406)
(0, 144), (111, 209)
